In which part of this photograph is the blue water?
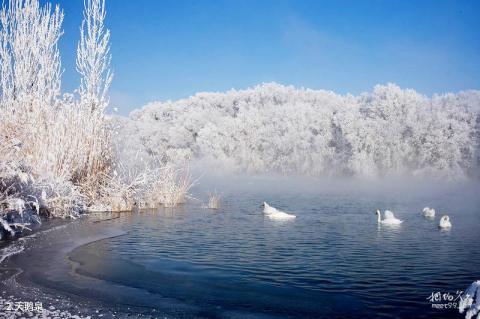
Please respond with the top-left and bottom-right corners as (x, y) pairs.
(67, 177), (480, 318)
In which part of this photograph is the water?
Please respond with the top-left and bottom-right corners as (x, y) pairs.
(64, 177), (480, 318)
(5, 176), (480, 318)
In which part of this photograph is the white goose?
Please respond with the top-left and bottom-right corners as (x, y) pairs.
(262, 202), (296, 220)
(439, 215), (452, 229)
(422, 207), (436, 218)
(376, 209), (403, 225)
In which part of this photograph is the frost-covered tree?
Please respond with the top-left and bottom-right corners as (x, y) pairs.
(0, 0), (194, 223)
(76, 0), (112, 112)
(116, 83), (480, 180)
(0, 0), (117, 221)
(0, 0), (63, 109)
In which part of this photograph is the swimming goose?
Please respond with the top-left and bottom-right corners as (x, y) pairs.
(262, 202), (296, 220)
(376, 209), (403, 225)
(422, 207), (436, 218)
(439, 215), (452, 229)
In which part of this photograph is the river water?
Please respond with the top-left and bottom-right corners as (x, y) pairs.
(1, 176), (479, 318)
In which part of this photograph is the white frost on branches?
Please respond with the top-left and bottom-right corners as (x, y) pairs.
(76, 0), (112, 113)
(0, 0), (63, 109)
(116, 83), (480, 179)
(0, 0), (116, 223)
(0, 0), (191, 221)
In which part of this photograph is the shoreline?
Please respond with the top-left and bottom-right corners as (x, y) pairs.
(0, 213), (142, 319)
(0, 218), (72, 264)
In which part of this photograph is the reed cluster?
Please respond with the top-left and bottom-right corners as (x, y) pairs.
(0, 0), (193, 239)
(207, 192), (221, 210)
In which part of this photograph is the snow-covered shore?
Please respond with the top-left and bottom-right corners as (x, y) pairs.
(0, 214), (139, 318)
(0, 292), (90, 319)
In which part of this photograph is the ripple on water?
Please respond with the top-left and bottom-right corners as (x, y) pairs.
(66, 180), (480, 318)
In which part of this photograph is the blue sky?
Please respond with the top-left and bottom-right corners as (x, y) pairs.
(51, 0), (480, 114)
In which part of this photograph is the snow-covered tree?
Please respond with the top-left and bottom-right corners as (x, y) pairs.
(0, 0), (63, 109)
(76, 0), (112, 112)
(0, 0), (117, 221)
(117, 83), (480, 180)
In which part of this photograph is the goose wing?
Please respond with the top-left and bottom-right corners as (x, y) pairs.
(278, 211), (296, 218)
(264, 203), (278, 215)
(269, 211), (296, 219)
(384, 210), (396, 220)
(423, 207), (435, 215)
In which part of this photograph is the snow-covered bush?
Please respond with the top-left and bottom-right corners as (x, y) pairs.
(119, 83), (480, 179)
(0, 0), (201, 234)
(141, 164), (194, 209)
(207, 191), (221, 210)
(92, 163), (151, 212)
(0, 0), (113, 229)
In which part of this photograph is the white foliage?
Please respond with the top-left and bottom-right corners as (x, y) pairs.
(76, 0), (112, 112)
(116, 83), (480, 179)
(0, 0), (63, 108)
(0, 0), (114, 221)
(141, 164), (194, 209)
(207, 191), (221, 210)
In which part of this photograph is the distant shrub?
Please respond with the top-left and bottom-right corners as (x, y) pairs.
(141, 164), (194, 209)
(207, 192), (221, 210)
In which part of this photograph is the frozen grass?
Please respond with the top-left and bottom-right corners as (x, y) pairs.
(96, 163), (151, 212)
(207, 192), (221, 210)
(0, 90), (110, 218)
(142, 164), (195, 209)
(87, 162), (196, 212)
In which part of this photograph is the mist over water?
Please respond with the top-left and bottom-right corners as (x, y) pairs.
(116, 83), (480, 180)
(193, 169), (479, 202)
(31, 175), (478, 319)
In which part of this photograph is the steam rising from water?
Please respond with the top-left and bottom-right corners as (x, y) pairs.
(115, 83), (480, 179)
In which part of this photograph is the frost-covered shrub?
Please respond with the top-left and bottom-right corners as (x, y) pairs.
(0, 0), (113, 223)
(118, 83), (480, 179)
(207, 192), (221, 210)
(141, 164), (194, 209)
(0, 0), (196, 229)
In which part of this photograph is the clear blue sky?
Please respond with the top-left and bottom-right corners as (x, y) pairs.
(50, 0), (480, 114)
